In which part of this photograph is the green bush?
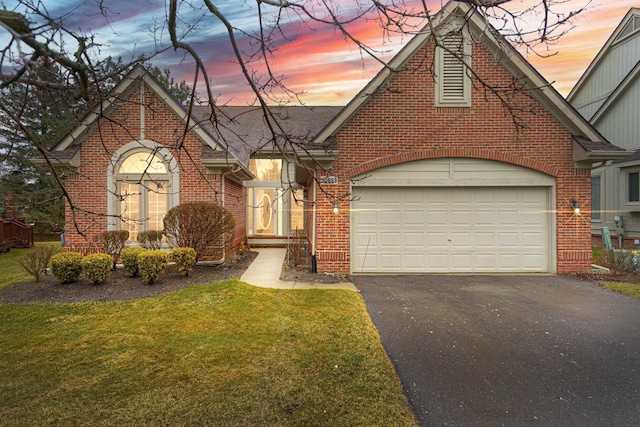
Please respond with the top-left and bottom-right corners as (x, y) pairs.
(17, 244), (61, 282)
(163, 201), (235, 262)
(101, 230), (129, 270)
(51, 252), (83, 284)
(138, 250), (168, 285)
(121, 247), (147, 277)
(81, 253), (112, 285)
(137, 230), (164, 250)
(171, 247), (197, 276)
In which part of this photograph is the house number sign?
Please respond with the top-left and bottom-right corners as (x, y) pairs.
(320, 175), (338, 184)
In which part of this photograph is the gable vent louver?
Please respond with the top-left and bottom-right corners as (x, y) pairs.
(441, 33), (465, 100)
(435, 31), (471, 107)
(617, 15), (640, 42)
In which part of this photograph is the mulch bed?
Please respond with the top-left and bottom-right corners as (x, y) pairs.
(569, 270), (640, 284)
(4, 247), (636, 304)
(0, 251), (258, 304)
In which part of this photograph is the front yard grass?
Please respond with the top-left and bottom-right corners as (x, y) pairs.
(0, 242), (61, 290)
(0, 280), (417, 426)
(599, 282), (640, 300)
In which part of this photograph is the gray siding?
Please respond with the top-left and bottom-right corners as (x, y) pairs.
(596, 82), (640, 151)
(571, 33), (640, 120)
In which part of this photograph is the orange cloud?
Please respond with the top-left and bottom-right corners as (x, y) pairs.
(526, 1), (638, 96)
(190, 2), (637, 105)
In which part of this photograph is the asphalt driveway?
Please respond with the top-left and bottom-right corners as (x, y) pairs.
(357, 275), (640, 426)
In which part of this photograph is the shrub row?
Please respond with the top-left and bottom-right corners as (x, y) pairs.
(48, 247), (197, 286)
(96, 202), (237, 266)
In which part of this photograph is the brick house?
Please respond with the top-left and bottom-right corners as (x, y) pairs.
(49, 1), (626, 273)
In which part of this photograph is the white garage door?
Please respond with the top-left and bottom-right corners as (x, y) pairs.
(351, 186), (551, 273)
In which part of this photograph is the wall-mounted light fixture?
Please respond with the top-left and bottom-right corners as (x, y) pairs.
(569, 199), (581, 215)
(333, 200), (339, 215)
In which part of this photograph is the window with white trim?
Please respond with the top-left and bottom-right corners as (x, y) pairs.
(591, 175), (601, 220)
(435, 31), (471, 107)
(116, 151), (170, 241)
(628, 171), (640, 203)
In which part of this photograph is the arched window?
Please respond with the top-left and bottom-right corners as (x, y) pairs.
(115, 151), (170, 241)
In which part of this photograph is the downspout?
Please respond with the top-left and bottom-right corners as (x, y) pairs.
(311, 178), (317, 273)
(218, 172), (227, 264)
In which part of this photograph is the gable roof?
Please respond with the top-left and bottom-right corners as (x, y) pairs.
(48, 64), (252, 178)
(313, 0), (628, 164)
(568, 7), (640, 105)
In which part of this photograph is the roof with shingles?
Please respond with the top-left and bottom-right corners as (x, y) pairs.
(193, 105), (341, 166)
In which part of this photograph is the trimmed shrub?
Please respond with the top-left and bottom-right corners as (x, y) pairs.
(163, 201), (235, 262)
(17, 244), (61, 282)
(101, 230), (129, 270)
(121, 247), (147, 277)
(137, 230), (164, 250)
(81, 253), (112, 285)
(138, 250), (168, 285)
(171, 247), (197, 276)
(51, 251), (83, 284)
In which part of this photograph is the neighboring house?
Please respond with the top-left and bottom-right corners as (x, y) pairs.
(48, 0), (627, 274)
(567, 8), (640, 240)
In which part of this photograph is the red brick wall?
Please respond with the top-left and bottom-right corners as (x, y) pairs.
(314, 38), (591, 274)
(223, 176), (248, 251)
(63, 82), (246, 256)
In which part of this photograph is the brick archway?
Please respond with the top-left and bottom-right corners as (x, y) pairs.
(345, 148), (559, 179)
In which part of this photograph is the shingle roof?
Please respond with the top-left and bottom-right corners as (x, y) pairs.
(193, 105), (341, 166)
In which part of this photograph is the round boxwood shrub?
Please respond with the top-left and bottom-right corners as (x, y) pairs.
(51, 252), (83, 284)
(121, 247), (147, 277)
(171, 247), (197, 276)
(138, 250), (169, 285)
(81, 253), (112, 285)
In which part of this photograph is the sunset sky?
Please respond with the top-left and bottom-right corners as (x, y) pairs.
(2, 0), (637, 104)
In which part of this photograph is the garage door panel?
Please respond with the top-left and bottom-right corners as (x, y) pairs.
(451, 211), (472, 224)
(426, 232), (449, 247)
(355, 232), (377, 248)
(404, 254), (426, 269)
(474, 211), (496, 224)
(380, 254), (403, 270)
(404, 210), (425, 225)
(381, 232), (401, 247)
(405, 233), (426, 247)
(521, 232), (544, 246)
(381, 210), (401, 225)
(521, 255), (545, 269)
(474, 232), (496, 247)
(352, 186), (551, 273)
(355, 211), (377, 226)
(427, 211), (449, 225)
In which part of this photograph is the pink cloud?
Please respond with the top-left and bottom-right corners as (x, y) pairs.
(177, 2), (637, 104)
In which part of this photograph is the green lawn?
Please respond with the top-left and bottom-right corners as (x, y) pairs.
(0, 280), (417, 426)
(599, 282), (640, 300)
(0, 242), (61, 290)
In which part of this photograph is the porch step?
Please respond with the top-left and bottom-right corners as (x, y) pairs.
(248, 237), (303, 248)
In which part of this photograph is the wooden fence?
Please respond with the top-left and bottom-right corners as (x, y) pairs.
(0, 219), (34, 252)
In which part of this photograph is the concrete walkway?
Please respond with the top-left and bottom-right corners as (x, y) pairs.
(240, 248), (357, 291)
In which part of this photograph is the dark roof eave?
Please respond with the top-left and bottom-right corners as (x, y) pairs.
(573, 138), (632, 167)
(200, 158), (255, 180)
(251, 148), (336, 169)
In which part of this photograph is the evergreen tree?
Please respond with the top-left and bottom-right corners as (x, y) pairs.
(0, 59), (190, 236)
